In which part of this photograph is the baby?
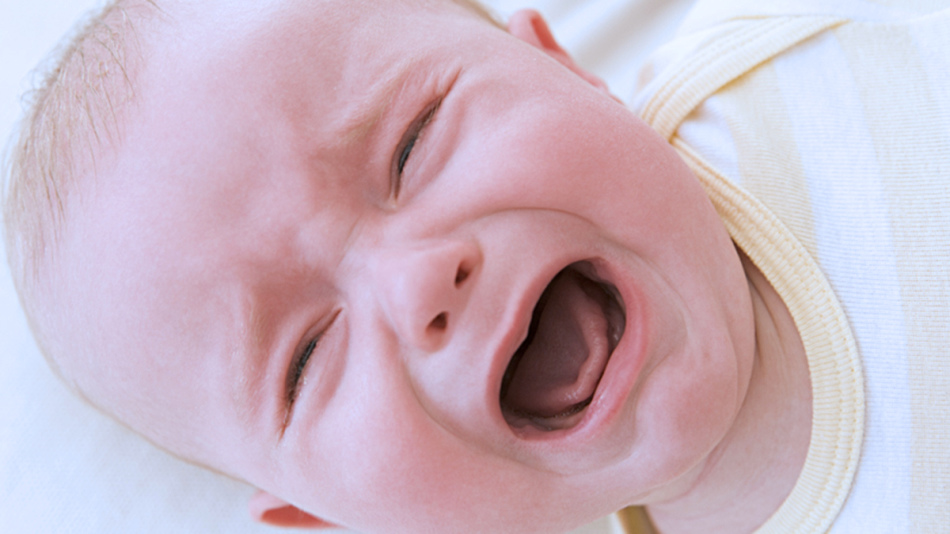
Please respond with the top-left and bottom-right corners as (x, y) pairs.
(8, 0), (947, 532)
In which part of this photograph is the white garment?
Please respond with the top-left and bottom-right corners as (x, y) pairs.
(619, 0), (950, 531)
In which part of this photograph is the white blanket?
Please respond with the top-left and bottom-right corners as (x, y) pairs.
(0, 1), (694, 531)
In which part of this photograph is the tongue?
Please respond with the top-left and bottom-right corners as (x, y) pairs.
(503, 270), (611, 418)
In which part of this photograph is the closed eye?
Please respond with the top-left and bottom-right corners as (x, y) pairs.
(283, 311), (340, 428)
(287, 337), (318, 406)
(391, 98), (442, 199)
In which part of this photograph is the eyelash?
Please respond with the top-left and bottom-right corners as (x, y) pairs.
(392, 98), (442, 198)
(287, 337), (318, 406)
(286, 311), (339, 411)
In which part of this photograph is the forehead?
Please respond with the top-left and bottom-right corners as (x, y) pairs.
(162, 0), (491, 83)
(135, 0), (494, 178)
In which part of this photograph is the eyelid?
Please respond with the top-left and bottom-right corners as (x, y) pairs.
(283, 310), (341, 428)
(391, 97), (443, 199)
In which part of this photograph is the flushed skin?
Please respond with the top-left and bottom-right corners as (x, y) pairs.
(34, 0), (794, 532)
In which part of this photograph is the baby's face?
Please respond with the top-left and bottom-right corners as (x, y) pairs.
(49, 0), (756, 531)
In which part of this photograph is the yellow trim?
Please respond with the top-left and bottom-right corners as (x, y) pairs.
(618, 14), (866, 532)
(612, 506), (657, 534)
(639, 17), (845, 141)
(675, 140), (864, 533)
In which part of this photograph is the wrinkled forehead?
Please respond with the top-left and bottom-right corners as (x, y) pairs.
(137, 0), (494, 162)
(159, 0), (491, 72)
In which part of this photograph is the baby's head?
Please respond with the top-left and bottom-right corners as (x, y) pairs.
(4, 0), (758, 531)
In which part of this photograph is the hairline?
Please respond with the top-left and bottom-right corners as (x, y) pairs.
(3, 0), (163, 385)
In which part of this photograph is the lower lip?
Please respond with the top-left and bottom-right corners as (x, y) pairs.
(509, 258), (649, 443)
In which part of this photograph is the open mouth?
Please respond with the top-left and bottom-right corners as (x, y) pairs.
(500, 261), (626, 432)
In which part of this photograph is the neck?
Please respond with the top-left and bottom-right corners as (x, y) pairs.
(646, 252), (813, 533)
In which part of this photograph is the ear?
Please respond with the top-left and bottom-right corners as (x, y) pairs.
(248, 490), (340, 529)
(506, 9), (611, 94)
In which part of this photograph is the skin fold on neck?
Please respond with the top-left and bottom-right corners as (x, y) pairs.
(646, 248), (813, 533)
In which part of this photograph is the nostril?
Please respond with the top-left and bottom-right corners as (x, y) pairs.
(455, 262), (472, 286)
(428, 312), (448, 333)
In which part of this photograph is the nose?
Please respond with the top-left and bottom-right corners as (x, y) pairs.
(373, 238), (482, 352)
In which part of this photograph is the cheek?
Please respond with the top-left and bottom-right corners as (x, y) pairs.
(278, 360), (480, 530)
(488, 101), (697, 246)
(632, 342), (745, 482)
(288, 367), (581, 533)
(300, 418), (477, 531)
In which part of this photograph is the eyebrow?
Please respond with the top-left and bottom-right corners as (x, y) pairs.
(332, 56), (425, 147)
